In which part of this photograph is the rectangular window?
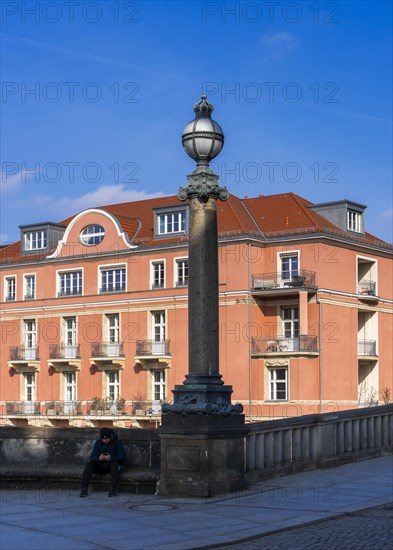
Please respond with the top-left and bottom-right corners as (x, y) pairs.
(158, 211), (186, 235)
(24, 319), (37, 359)
(176, 259), (188, 287)
(106, 314), (120, 357)
(152, 311), (166, 354)
(59, 271), (82, 296)
(5, 276), (16, 301)
(24, 274), (36, 300)
(347, 210), (362, 233)
(100, 267), (126, 292)
(24, 230), (47, 250)
(24, 373), (36, 406)
(269, 368), (288, 401)
(152, 370), (166, 401)
(107, 371), (120, 401)
(64, 372), (77, 401)
(64, 317), (77, 358)
(152, 261), (165, 289)
(282, 307), (299, 339)
(281, 254), (299, 282)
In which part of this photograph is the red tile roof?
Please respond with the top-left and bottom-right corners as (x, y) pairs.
(1, 192), (391, 264)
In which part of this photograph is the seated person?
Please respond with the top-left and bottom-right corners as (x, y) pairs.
(80, 428), (126, 498)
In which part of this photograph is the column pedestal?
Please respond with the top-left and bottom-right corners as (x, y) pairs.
(158, 413), (247, 497)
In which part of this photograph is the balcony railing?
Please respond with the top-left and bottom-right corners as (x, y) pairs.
(24, 293), (35, 300)
(99, 285), (125, 294)
(252, 270), (316, 291)
(58, 290), (82, 297)
(91, 342), (124, 357)
(175, 280), (188, 287)
(9, 345), (39, 361)
(2, 399), (166, 418)
(49, 344), (80, 360)
(135, 339), (171, 356)
(357, 280), (377, 296)
(251, 336), (318, 353)
(358, 339), (377, 356)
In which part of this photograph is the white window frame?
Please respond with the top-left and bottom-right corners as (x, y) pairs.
(268, 367), (288, 401)
(151, 260), (165, 289)
(279, 251), (299, 284)
(174, 257), (188, 287)
(63, 317), (78, 358)
(80, 224), (105, 246)
(151, 311), (166, 354)
(4, 275), (16, 301)
(24, 319), (37, 359)
(157, 210), (186, 235)
(24, 273), (36, 300)
(99, 264), (126, 293)
(106, 370), (120, 401)
(24, 230), (47, 251)
(64, 371), (77, 401)
(24, 373), (36, 401)
(152, 370), (166, 401)
(58, 269), (83, 297)
(347, 210), (362, 233)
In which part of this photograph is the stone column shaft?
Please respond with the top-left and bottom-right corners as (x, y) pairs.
(188, 196), (219, 377)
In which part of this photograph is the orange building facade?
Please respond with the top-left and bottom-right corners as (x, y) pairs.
(1, 192), (392, 427)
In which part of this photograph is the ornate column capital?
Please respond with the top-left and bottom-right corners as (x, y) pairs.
(178, 170), (229, 202)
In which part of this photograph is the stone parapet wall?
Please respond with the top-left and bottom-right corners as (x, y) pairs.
(0, 426), (160, 493)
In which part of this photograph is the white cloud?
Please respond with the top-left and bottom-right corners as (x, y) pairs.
(25, 185), (165, 219)
(0, 168), (37, 195)
(262, 32), (299, 55)
(0, 233), (10, 245)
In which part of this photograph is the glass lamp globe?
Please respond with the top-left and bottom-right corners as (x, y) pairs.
(182, 94), (224, 167)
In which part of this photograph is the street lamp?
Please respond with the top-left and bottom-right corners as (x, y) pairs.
(159, 95), (246, 497)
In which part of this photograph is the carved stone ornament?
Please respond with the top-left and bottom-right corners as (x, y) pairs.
(178, 171), (229, 202)
(265, 359), (289, 367)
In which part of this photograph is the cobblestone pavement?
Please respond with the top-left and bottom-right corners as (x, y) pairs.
(213, 504), (393, 550)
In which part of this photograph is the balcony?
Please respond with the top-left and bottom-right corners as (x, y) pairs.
(90, 342), (125, 369)
(358, 339), (378, 359)
(2, 400), (165, 424)
(58, 290), (82, 297)
(357, 280), (378, 299)
(8, 346), (40, 371)
(24, 293), (35, 300)
(99, 285), (125, 294)
(48, 344), (81, 371)
(252, 271), (316, 295)
(251, 336), (319, 357)
(135, 340), (172, 368)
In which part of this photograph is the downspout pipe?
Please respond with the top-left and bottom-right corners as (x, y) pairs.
(316, 289), (323, 413)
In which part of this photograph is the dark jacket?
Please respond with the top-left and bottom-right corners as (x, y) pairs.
(90, 438), (126, 464)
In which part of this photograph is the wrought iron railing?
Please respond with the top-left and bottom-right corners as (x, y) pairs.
(251, 336), (318, 353)
(58, 290), (82, 297)
(49, 344), (81, 359)
(9, 345), (39, 361)
(91, 342), (124, 357)
(357, 280), (377, 296)
(2, 399), (166, 418)
(135, 340), (171, 356)
(252, 270), (316, 290)
(358, 339), (377, 356)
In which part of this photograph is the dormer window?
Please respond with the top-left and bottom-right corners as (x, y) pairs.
(347, 210), (362, 233)
(159, 211), (186, 235)
(80, 225), (105, 246)
(154, 206), (188, 238)
(25, 230), (47, 251)
(20, 222), (65, 255)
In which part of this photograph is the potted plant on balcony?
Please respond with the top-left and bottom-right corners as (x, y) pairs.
(116, 397), (127, 415)
(91, 397), (106, 414)
(132, 392), (145, 415)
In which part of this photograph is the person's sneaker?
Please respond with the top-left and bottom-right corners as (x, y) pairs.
(108, 488), (116, 497)
(79, 488), (88, 497)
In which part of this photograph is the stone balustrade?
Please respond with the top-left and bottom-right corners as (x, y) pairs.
(1, 406), (392, 493)
(245, 404), (393, 481)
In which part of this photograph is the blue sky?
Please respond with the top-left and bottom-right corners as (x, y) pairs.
(1, 0), (392, 244)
